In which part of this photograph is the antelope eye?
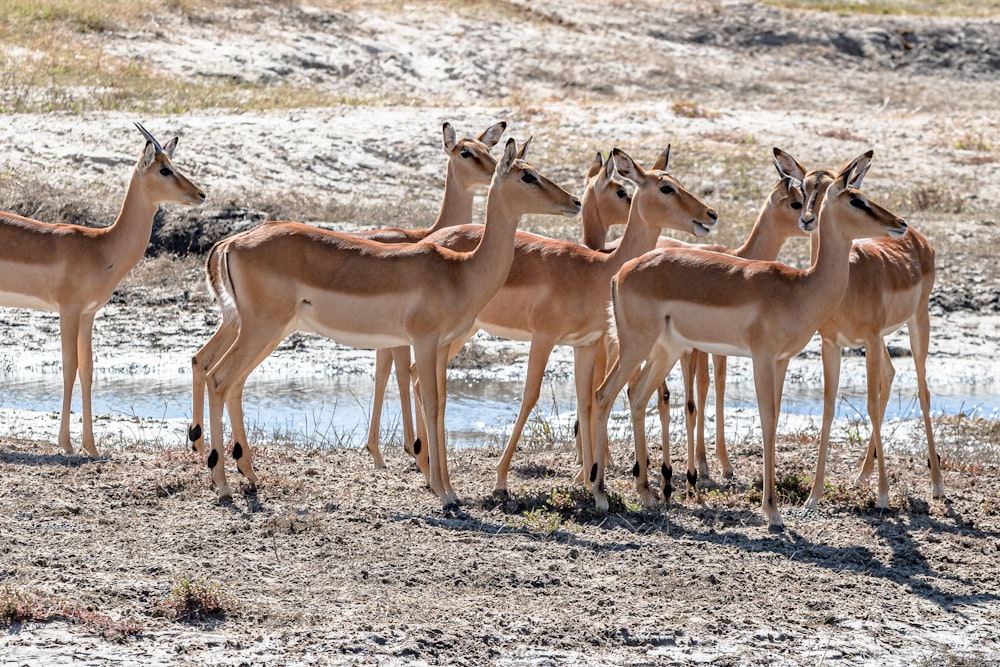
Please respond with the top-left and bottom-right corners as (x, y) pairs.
(850, 197), (868, 210)
(659, 184), (675, 195)
(790, 201), (803, 210)
(159, 167), (173, 177)
(616, 188), (627, 199)
(521, 172), (538, 185)
(460, 149), (472, 158)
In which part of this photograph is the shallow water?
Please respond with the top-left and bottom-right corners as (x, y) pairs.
(0, 353), (997, 451)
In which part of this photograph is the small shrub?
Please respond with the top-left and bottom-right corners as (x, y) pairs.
(155, 578), (236, 623)
(672, 100), (718, 119)
(0, 587), (45, 625)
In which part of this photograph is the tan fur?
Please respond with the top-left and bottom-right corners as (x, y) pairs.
(407, 147), (718, 492)
(201, 138), (580, 505)
(0, 125), (204, 456)
(798, 173), (941, 510)
(592, 151), (908, 531)
(189, 122), (505, 468)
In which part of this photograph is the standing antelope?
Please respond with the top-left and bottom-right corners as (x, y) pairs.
(189, 121), (505, 465)
(592, 152), (909, 531)
(603, 148), (813, 505)
(202, 138), (580, 505)
(795, 170), (941, 509)
(0, 123), (205, 456)
(408, 147), (718, 493)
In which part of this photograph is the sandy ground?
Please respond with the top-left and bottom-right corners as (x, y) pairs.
(2, 1), (1000, 665)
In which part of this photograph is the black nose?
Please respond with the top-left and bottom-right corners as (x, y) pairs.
(707, 209), (718, 221)
(572, 198), (582, 208)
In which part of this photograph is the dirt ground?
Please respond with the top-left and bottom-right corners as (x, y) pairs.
(2, 1), (1000, 665)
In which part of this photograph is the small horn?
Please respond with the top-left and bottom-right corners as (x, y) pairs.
(134, 121), (164, 155)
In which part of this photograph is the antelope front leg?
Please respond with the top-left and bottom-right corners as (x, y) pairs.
(806, 338), (842, 510)
(365, 347), (394, 469)
(712, 355), (734, 479)
(57, 308), (83, 455)
(77, 313), (98, 457)
(865, 340), (891, 509)
(691, 350), (711, 479)
(753, 356), (784, 532)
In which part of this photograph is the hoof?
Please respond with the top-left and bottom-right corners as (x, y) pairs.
(803, 496), (820, 511)
(593, 492), (609, 513)
(492, 487), (510, 501)
(767, 522), (786, 534)
(216, 484), (233, 500)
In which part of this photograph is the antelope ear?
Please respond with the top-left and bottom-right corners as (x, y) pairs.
(611, 147), (643, 185)
(498, 137), (518, 175)
(162, 137), (178, 159)
(835, 149), (874, 190)
(586, 151), (604, 180)
(848, 150), (873, 189)
(772, 147), (805, 183)
(516, 136), (532, 161)
(477, 121), (506, 148)
(141, 141), (157, 171)
(442, 122), (458, 152)
(651, 144), (671, 172)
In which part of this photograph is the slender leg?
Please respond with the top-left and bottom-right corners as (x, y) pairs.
(494, 337), (556, 492)
(572, 342), (600, 488)
(57, 307), (82, 455)
(392, 346), (416, 465)
(191, 317), (238, 454)
(433, 345), (455, 502)
(680, 351), (699, 498)
(752, 355), (784, 531)
(691, 350), (711, 479)
(910, 305), (943, 498)
(412, 338), (450, 505)
(863, 338), (890, 509)
(629, 348), (675, 507)
(712, 355), (734, 478)
(806, 337), (842, 509)
(364, 348), (394, 469)
(206, 324), (283, 498)
(77, 313), (98, 457)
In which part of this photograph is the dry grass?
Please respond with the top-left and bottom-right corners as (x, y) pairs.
(762, 0), (1000, 17)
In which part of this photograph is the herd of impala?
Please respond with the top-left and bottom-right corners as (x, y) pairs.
(1, 121), (943, 531)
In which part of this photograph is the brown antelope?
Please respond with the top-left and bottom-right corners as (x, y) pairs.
(592, 151), (909, 531)
(201, 138), (581, 505)
(189, 121), (505, 463)
(374, 147), (639, 478)
(0, 123), (205, 456)
(593, 148), (813, 505)
(793, 170), (942, 509)
(406, 147), (718, 493)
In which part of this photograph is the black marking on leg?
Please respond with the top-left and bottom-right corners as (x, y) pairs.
(573, 419), (579, 438)
(663, 387), (670, 402)
(686, 469), (697, 488)
(590, 463), (598, 483)
(632, 462), (640, 478)
(873, 449), (878, 460)
(413, 438), (422, 455)
(662, 464), (673, 491)
(233, 442), (243, 460)
(686, 400), (695, 414)
(207, 450), (218, 469)
(188, 424), (202, 443)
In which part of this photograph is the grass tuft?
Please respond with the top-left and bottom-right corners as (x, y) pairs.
(155, 578), (236, 623)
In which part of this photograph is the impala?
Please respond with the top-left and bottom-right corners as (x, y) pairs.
(189, 121), (505, 466)
(596, 148), (813, 505)
(592, 151), (909, 530)
(202, 138), (581, 504)
(0, 123), (205, 456)
(377, 148), (639, 478)
(406, 147), (718, 493)
(795, 170), (941, 509)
